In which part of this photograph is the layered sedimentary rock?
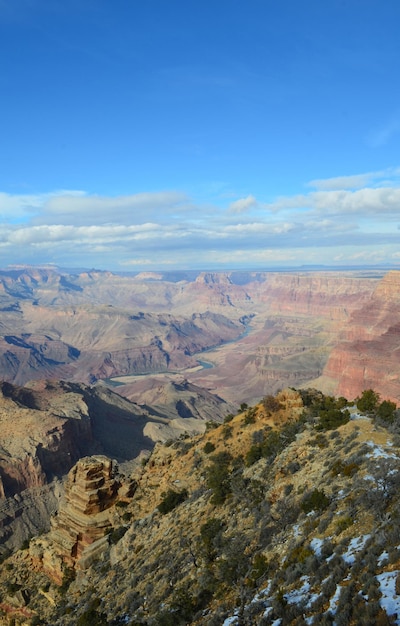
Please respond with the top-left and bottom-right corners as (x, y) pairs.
(322, 271), (400, 404)
(0, 376), (235, 554)
(31, 456), (124, 583)
(0, 267), (377, 386)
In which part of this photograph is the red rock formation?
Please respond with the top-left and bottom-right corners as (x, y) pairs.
(33, 456), (122, 584)
(250, 273), (376, 320)
(323, 271), (400, 404)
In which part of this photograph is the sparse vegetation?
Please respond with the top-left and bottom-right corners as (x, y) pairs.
(158, 488), (188, 514)
(203, 441), (216, 454)
(4, 387), (400, 625)
(356, 388), (380, 413)
(206, 451), (233, 504)
(301, 488), (330, 513)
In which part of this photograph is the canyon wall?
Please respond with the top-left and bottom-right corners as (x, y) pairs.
(0, 267), (377, 389)
(0, 266), (398, 405)
(322, 271), (400, 404)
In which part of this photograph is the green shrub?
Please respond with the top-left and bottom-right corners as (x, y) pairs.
(200, 518), (224, 562)
(335, 516), (353, 534)
(245, 444), (263, 467)
(301, 489), (330, 514)
(59, 566), (76, 594)
(6, 581), (21, 595)
(77, 599), (108, 625)
(286, 544), (313, 566)
(309, 433), (328, 448)
(247, 553), (269, 587)
(245, 419), (303, 466)
(331, 460), (360, 477)
(377, 400), (397, 423)
(206, 452), (233, 504)
(169, 586), (196, 623)
(222, 424), (233, 439)
(243, 407), (257, 425)
(356, 389), (380, 413)
(108, 526), (128, 544)
(158, 488), (188, 515)
(317, 407), (350, 430)
(263, 394), (283, 414)
(203, 441), (216, 454)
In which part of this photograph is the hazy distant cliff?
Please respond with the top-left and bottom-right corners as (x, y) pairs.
(1, 266), (399, 406)
(323, 270), (400, 404)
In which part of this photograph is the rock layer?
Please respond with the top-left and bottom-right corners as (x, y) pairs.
(0, 267), (376, 386)
(32, 456), (123, 583)
(323, 271), (400, 403)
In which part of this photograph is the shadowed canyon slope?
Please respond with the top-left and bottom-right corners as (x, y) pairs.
(0, 267), (398, 404)
(3, 389), (400, 624)
(0, 377), (232, 554)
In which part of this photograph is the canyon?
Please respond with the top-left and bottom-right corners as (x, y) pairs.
(0, 265), (399, 623)
(1, 266), (396, 408)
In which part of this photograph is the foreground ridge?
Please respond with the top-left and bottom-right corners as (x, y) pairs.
(0, 388), (400, 625)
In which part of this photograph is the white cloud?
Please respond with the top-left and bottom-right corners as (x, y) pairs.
(36, 191), (190, 226)
(308, 171), (382, 191)
(266, 186), (400, 217)
(0, 168), (399, 269)
(307, 167), (400, 191)
(228, 194), (257, 213)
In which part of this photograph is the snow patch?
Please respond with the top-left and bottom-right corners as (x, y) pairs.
(342, 534), (370, 565)
(365, 441), (398, 460)
(377, 570), (400, 623)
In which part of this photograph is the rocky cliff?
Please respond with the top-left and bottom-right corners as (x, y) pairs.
(322, 271), (400, 403)
(31, 456), (130, 584)
(0, 267), (377, 388)
(2, 389), (400, 625)
(0, 377), (236, 555)
(0, 265), (397, 405)
(0, 381), (136, 558)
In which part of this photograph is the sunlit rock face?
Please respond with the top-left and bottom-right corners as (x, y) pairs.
(323, 271), (400, 404)
(31, 456), (122, 584)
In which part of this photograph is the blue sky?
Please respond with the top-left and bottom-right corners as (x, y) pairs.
(1, 0), (400, 270)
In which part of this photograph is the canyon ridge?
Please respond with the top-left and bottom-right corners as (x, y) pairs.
(0, 266), (398, 406)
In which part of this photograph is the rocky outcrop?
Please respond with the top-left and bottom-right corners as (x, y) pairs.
(0, 379), (161, 501)
(0, 377), (236, 555)
(119, 377), (236, 425)
(0, 481), (62, 556)
(31, 456), (125, 583)
(0, 381), (94, 498)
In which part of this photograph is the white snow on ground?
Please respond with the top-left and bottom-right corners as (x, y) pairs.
(221, 542), (400, 625)
(292, 523), (302, 538)
(310, 537), (324, 557)
(365, 441), (398, 459)
(378, 550), (389, 566)
(342, 534), (370, 565)
(222, 615), (239, 626)
(377, 570), (400, 624)
(328, 584), (342, 613)
(285, 576), (319, 608)
(350, 412), (367, 420)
